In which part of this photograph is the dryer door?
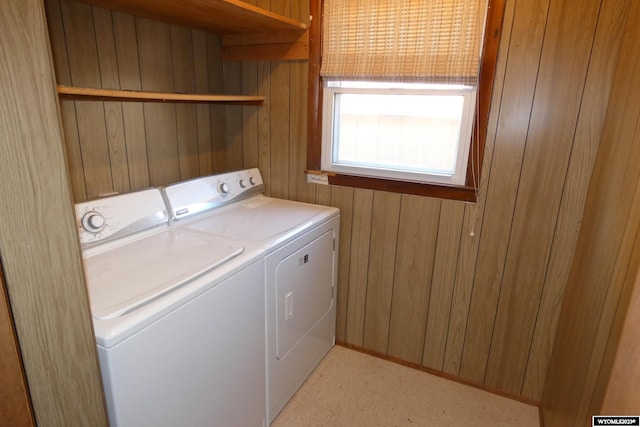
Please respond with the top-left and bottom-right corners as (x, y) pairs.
(274, 230), (335, 359)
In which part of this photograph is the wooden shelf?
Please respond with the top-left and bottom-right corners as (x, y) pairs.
(75, 0), (306, 33)
(74, 0), (309, 61)
(57, 85), (265, 105)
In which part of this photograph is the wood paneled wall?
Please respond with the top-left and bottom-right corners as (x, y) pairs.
(45, 0), (633, 410)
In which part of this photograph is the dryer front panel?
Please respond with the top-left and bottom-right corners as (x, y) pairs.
(274, 230), (335, 359)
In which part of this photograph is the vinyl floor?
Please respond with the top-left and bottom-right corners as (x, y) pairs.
(272, 345), (540, 427)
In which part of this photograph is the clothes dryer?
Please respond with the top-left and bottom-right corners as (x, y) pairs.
(164, 169), (340, 423)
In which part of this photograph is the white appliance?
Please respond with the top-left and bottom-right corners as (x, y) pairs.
(75, 188), (267, 427)
(163, 168), (340, 423)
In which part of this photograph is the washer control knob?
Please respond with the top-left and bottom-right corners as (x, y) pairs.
(218, 182), (230, 196)
(239, 179), (247, 188)
(81, 211), (106, 234)
(249, 176), (256, 186)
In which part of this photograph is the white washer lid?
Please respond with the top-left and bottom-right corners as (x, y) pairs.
(186, 196), (338, 248)
(83, 229), (243, 320)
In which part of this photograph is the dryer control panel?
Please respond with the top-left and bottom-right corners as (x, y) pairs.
(163, 168), (265, 221)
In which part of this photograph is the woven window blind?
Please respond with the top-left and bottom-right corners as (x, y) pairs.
(321, 0), (488, 85)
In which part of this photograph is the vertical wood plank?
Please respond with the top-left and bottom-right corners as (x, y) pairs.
(387, 195), (441, 364)
(251, 0), (272, 191)
(257, 57), (272, 192)
(362, 192), (402, 354)
(442, 202), (483, 375)
(315, 184), (331, 206)
(289, 59), (315, 203)
(267, 0), (291, 198)
(235, 0), (256, 173)
(112, 11), (150, 191)
(345, 189), (374, 346)
(289, 0), (314, 203)
(207, 33), (227, 173)
(236, 0), (258, 174)
(522, 0), (628, 399)
(422, 200), (465, 369)
(223, 60), (244, 172)
(237, 0), (259, 172)
(241, 60), (260, 169)
(459, 0), (549, 383)
(170, 25), (199, 180)
(192, 29), (213, 176)
(268, 60), (290, 198)
(330, 186), (355, 342)
(136, 16), (180, 186)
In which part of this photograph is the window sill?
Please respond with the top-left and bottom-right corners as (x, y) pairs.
(307, 170), (478, 202)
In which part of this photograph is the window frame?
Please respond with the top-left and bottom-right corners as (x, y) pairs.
(321, 82), (477, 186)
(307, 0), (506, 202)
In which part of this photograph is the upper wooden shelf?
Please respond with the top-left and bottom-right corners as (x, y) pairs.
(74, 0), (309, 61)
(57, 85), (265, 105)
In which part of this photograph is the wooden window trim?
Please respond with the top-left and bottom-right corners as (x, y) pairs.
(307, 0), (506, 202)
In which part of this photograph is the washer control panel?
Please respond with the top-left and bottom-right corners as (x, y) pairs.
(75, 188), (169, 248)
(81, 210), (107, 234)
(163, 168), (264, 221)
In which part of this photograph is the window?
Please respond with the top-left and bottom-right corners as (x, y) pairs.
(307, 0), (505, 201)
(322, 81), (476, 186)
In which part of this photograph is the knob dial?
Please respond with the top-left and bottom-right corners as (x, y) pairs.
(239, 179), (246, 188)
(249, 176), (256, 185)
(218, 182), (230, 196)
(81, 211), (106, 234)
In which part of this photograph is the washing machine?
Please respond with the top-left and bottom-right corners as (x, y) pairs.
(163, 168), (340, 423)
(75, 188), (266, 427)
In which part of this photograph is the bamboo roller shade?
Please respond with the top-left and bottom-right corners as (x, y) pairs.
(321, 0), (488, 85)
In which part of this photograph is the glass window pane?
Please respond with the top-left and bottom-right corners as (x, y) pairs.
(333, 93), (464, 175)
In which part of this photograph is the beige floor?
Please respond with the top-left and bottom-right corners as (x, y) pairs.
(272, 346), (540, 427)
